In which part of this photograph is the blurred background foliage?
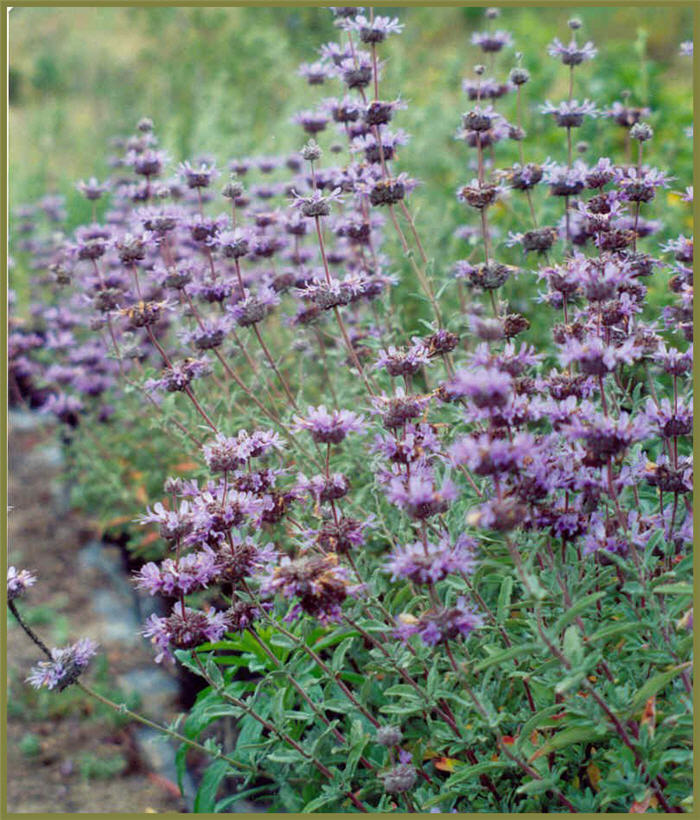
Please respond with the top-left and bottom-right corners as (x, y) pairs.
(10, 4), (692, 267)
(8, 4), (693, 550)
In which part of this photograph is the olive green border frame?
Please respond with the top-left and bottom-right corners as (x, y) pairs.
(1, 1), (696, 817)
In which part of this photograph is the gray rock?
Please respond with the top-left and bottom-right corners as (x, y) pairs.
(8, 410), (45, 432)
(135, 727), (195, 810)
(117, 667), (179, 715)
(91, 589), (141, 644)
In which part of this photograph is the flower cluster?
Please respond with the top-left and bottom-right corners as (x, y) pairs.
(9, 6), (692, 814)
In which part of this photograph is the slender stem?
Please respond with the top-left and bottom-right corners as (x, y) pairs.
(252, 324), (299, 410)
(9, 600), (53, 657)
(247, 628), (375, 772)
(78, 681), (256, 774)
(9, 600), (257, 776)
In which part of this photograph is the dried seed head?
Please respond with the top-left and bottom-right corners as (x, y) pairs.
(376, 725), (403, 747)
(222, 179), (245, 200)
(381, 763), (417, 794)
(301, 139), (323, 162)
(630, 122), (653, 142)
(509, 66), (530, 85)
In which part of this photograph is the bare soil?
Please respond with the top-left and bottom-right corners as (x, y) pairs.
(7, 419), (187, 813)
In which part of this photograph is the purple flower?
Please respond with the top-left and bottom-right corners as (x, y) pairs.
(376, 343), (431, 378)
(384, 466), (457, 520)
(296, 472), (350, 504)
(143, 604), (230, 663)
(542, 160), (588, 197)
(342, 14), (404, 44)
(228, 287), (280, 327)
(218, 535), (276, 584)
(179, 160), (219, 189)
(547, 37), (597, 65)
(450, 432), (535, 476)
(541, 99), (598, 128)
(566, 405), (650, 464)
(338, 53), (374, 90)
(291, 187), (343, 218)
(371, 390), (431, 430)
(76, 177), (109, 201)
(307, 516), (373, 555)
(471, 29), (513, 53)
(653, 343), (693, 376)
(260, 554), (353, 623)
(463, 76), (512, 100)
(643, 397), (693, 439)
(385, 534), (477, 584)
(351, 130), (409, 164)
(373, 423), (441, 465)
(133, 550), (222, 597)
(604, 101), (651, 128)
(616, 166), (672, 203)
(585, 157), (617, 189)
(293, 405), (365, 444)
(7, 566), (37, 601)
(441, 367), (512, 408)
(298, 61), (333, 85)
(203, 430), (283, 472)
(144, 358), (212, 393)
(558, 336), (640, 376)
(582, 513), (630, 557)
(395, 597), (483, 646)
(40, 393), (84, 425)
(137, 500), (194, 542)
(26, 638), (99, 691)
(129, 149), (168, 178)
(661, 235), (693, 264)
(292, 108), (330, 136)
(212, 228), (251, 259)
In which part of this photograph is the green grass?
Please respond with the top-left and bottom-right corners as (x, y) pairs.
(9, 5), (691, 231)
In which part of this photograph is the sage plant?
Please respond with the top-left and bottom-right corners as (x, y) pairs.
(9, 7), (692, 813)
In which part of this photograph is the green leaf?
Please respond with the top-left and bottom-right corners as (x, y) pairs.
(522, 573), (548, 600)
(587, 622), (638, 643)
(441, 760), (507, 791)
(626, 663), (692, 715)
(555, 670), (585, 695)
(563, 625), (584, 667)
(516, 776), (558, 796)
(193, 758), (229, 813)
(653, 582), (693, 596)
(175, 743), (187, 797)
(553, 592), (606, 634)
(497, 576), (514, 623)
(529, 724), (608, 760)
(302, 788), (342, 813)
(474, 643), (538, 672)
(331, 636), (355, 673)
(515, 705), (567, 751)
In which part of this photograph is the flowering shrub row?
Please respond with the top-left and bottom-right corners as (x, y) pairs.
(9, 7), (692, 813)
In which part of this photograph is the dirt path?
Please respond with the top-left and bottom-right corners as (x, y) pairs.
(7, 413), (188, 813)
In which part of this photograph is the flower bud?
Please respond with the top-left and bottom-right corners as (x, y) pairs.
(630, 122), (653, 142)
(376, 726), (403, 747)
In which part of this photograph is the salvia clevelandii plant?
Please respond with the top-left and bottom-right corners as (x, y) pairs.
(8, 7), (693, 813)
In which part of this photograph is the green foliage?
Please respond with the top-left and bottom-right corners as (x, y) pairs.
(18, 732), (42, 758)
(8, 5), (693, 814)
(77, 751), (128, 781)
